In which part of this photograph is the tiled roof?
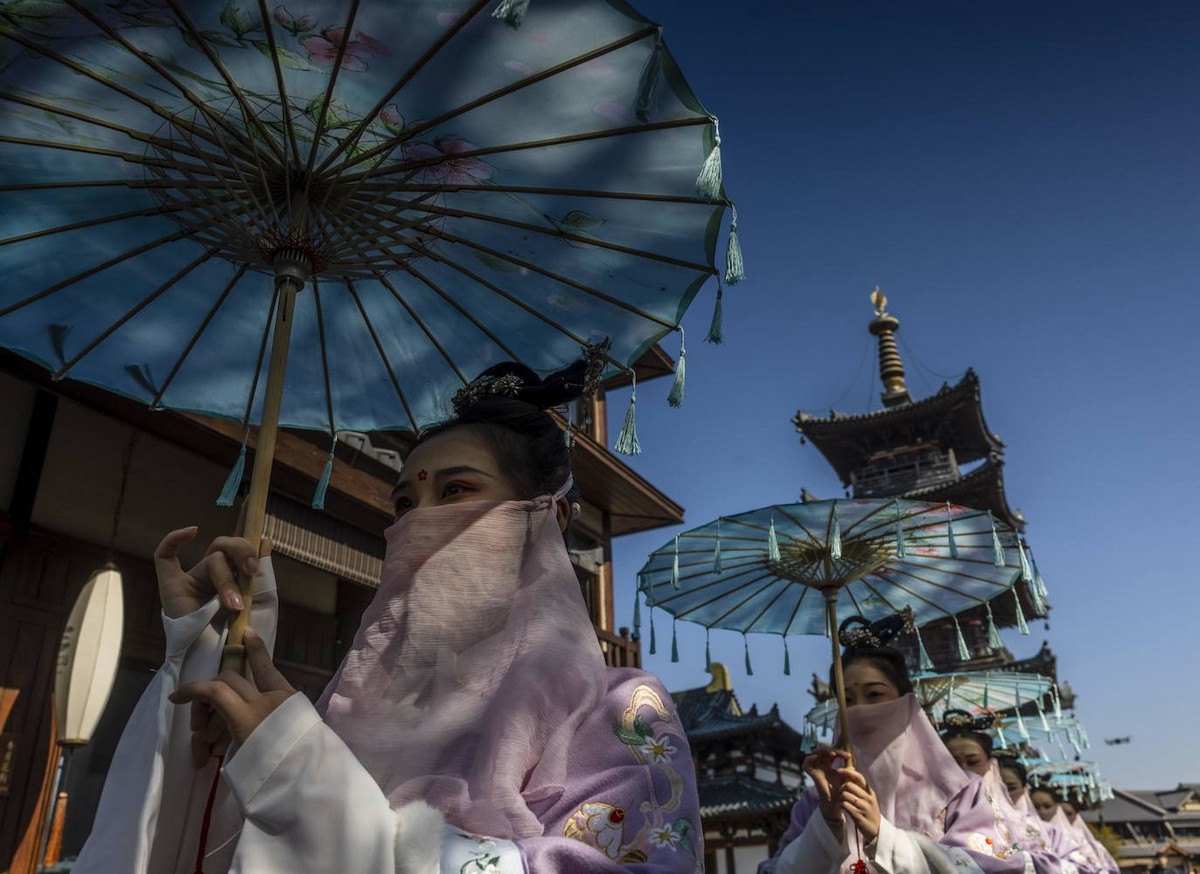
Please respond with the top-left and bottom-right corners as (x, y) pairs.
(698, 774), (800, 820)
(672, 686), (804, 746)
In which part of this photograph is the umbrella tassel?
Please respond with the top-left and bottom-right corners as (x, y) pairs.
(1079, 725), (1090, 748)
(632, 587), (642, 638)
(953, 617), (970, 661)
(491, 0), (531, 27)
(705, 285), (724, 345)
(670, 619), (679, 663)
(1031, 552), (1050, 599)
(725, 206), (745, 285)
(985, 603), (1002, 649)
(671, 535), (680, 589)
(916, 628), (935, 672)
(996, 723), (1009, 749)
(1028, 579), (1047, 618)
(767, 514), (781, 562)
(695, 118), (723, 200)
(829, 502), (842, 560)
(1013, 587), (1030, 634)
(1038, 704), (1051, 733)
(1017, 537), (1033, 583)
(1069, 729), (1082, 756)
(667, 330), (686, 408)
(989, 512), (1005, 566)
(713, 520), (723, 574)
(705, 629), (712, 670)
(1015, 702), (1030, 740)
(1053, 687), (1063, 721)
(945, 502), (959, 558)
(649, 608), (657, 655)
(894, 501), (907, 558)
(216, 431), (249, 507)
(743, 635), (753, 676)
(634, 31), (664, 122)
(1057, 737), (1069, 760)
(614, 379), (641, 456)
(783, 637), (791, 676)
(311, 438), (336, 510)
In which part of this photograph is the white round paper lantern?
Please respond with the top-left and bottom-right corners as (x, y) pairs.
(55, 564), (125, 746)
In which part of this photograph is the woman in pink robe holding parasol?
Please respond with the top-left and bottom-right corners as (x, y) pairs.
(73, 354), (704, 874)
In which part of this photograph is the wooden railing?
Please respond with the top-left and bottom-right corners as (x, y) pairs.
(596, 626), (641, 669)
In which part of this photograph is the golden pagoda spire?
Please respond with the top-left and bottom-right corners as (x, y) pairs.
(868, 287), (912, 407)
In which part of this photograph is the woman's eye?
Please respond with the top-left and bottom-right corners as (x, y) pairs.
(443, 482), (470, 497)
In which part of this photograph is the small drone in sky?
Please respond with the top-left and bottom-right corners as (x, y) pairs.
(1104, 737), (1132, 746)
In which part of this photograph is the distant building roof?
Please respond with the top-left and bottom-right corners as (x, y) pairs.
(794, 370), (1004, 485)
(698, 774), (799, 821)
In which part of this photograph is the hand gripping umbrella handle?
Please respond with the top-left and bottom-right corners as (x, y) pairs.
(825, 589), (855, 766)
(218, 279), (300, 675)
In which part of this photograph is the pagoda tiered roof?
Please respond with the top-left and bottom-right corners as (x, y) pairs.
(903, 456), (1025, 532)
(794, 370), (1004, 485)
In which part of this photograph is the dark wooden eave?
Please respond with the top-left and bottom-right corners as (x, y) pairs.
(902, 457), (1026, 532)
(794, 370), (1005, 485)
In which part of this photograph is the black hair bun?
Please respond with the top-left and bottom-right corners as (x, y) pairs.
(838, 607), (915, 651)
(940, 708), (998, 732)
(452, 339), (610, 414)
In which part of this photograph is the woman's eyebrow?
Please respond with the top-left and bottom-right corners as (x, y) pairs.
(391, 465), (496, 500)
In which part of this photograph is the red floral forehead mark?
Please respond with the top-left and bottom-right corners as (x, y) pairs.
(417, 469), (428, 481)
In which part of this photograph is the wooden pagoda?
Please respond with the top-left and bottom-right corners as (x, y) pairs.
(793, 290), (1053, 676)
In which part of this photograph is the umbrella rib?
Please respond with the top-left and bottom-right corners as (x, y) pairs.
(332, 23), (661, 178)
(0, 135), (232, 176)
(887, 560), (1018, 589)
(395, 262), (527, 366)
(378, 199), (716, 275)
(0, 203), (188, 249)
(692, 576), (787, 630)
(311, 282), (337, 437)
(649, 564), (778, 611)
(165, 0), (287, 171)
(863, 574), (960, 618)
(315, 0), (494, 175)
(53, 250), (215, 379)
(62, 0), (263, 161)
(741, 578), (798, 635)
(837, 499), (906, 539)
(150, 264), (250, 408)
(343, 280), (419, 431)
(254, 0), (302, 176)
(373, 274), (469, 385)
(302, 0), (361, 185)
(240, 286), (282, 427)
(419, 227), (677, 330)
(782, 583), (815, 636)
(774, 505), (830, 547)
(0, 27), (226, 156)
(0, 230), (187, 319)
(338, 117), (711, 186)
(365, 182), (723, 207)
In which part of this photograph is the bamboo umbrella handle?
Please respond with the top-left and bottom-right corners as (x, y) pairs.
(219, 280), (300, 675)
(825, 588), (854, 767)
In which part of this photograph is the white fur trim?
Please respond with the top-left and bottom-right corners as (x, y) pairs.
(393, 801), (446, 874)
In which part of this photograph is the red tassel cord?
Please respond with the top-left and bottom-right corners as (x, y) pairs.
(193, 756), (225, 874)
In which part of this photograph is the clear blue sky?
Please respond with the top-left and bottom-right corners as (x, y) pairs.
(608, 0), (1200, 790)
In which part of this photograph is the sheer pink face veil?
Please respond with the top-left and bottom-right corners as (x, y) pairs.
(840, 694), (972, 838)
(316, 475), (606, 839)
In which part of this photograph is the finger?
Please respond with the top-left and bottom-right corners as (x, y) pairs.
(154, 527), (198, 577)
(202, 551), (246, 613)
(171, 680), (249, 726)
(203, 535), (260, 577)
(213, 669), (259, 700)
(836, 768), (868, 790)
(245, 630), (291, 694)
(259, 537), (273, 557)
(190, 700), (214, 731)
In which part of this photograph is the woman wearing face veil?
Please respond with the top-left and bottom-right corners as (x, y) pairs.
(73, 350), (704, 874)
(760, 614), (1053, 874)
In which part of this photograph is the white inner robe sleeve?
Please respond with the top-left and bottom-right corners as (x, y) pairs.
(773, 814), (848, 874)
(72, 559), (279, 874)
